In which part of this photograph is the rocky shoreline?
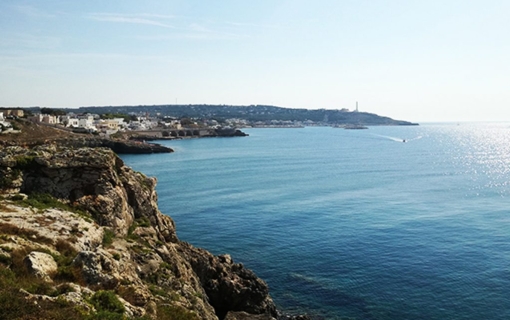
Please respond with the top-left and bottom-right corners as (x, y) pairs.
(0, 136), (174, 154)
(0, 144), (309, 319)
(59, 137), (175, 154)
(127, 128), (249, 142)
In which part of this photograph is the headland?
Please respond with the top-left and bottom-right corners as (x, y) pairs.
(0, 144), (307, 319)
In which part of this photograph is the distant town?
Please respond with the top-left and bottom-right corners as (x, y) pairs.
(0, 104), (417, 135)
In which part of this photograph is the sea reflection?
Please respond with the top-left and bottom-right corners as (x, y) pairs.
(432, 123), (510, 194)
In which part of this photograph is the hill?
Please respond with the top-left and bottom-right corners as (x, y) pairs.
(0, 120), (173, 154)
(28, 105), (418, 126)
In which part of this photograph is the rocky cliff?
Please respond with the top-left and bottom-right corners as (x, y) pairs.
(0, 144), (279, 319)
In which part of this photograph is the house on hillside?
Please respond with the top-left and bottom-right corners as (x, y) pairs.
(112, 118), (127, 130)
(78, 117), (94, 130)
(61, 115), (80, 128)
(2, 109), (24, 118)
(162, 119), (182, 130)
(96, 119), (119, 133)
(29, 114), (60, 124)
(128, 121), (145, 131)
(0, 112), (13, 132)
(11, 109), (24, 117)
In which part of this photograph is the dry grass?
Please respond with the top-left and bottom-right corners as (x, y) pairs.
(33, 214), (55, 227)
(0, 221), (54, 245)
(0, 203), (14, 212)
(0, 264), (85, 320)
(0, 119), (73, 143)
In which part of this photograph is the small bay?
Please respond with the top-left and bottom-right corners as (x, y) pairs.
(121, 124), (510, 320)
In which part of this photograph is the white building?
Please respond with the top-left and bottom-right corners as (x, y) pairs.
(128, 121), (145, 130)
(78, 114), (94, 121)
(78, 118), (95, 130)
(68, 118), (80, 127)
(60, 115), (80, 127)
(145, 119), (158, 129)
(163, 120), (182, 129)
(0, 112), (12, 132)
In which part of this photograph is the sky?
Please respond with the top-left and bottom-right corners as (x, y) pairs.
(0, 0), (509, 122)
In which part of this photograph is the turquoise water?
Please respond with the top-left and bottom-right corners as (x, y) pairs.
(121, 124), (510, 320)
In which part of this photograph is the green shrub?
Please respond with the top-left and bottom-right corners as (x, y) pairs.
(127, 222), (138, 238)
(20, 192), (66, 210)
(160, 262), (172, 270)
(15, 155), (38, 170)
(54, 264), (82, 283)
(102, 229), (115, 246)
(89, 290), (125, 314)
(13, 193), (92, 219)
(27, 280), (58, 296)
(156, 304), (199, 320)
(136, 217), (151, 228)
(10, 194), (24, 201)
(53, 238), (84, 284)
(0, 169), (20, 189)
(148, 284), (168, 298)
(86, 310), (125, 320)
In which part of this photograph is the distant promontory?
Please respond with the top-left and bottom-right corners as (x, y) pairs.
(30, 104), (418, 127)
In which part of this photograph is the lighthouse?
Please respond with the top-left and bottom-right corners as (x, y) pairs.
(355, 101), (359, 112)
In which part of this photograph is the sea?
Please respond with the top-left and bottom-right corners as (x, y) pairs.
(121, 123), (510, 320)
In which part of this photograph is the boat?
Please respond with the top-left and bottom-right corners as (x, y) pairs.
(342, 124), (368, 130)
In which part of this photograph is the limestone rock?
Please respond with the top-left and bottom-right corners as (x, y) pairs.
(23, 251), (58, 281)
(72, 250), (121, 289)
(180, 243), (277, 319)
(59, 291), (94, 313)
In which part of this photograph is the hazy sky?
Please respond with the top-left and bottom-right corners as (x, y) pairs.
(1, 1), (508, 122)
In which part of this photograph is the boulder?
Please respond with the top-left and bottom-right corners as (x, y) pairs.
(72, 250), (120, 289)
(23, 251), (58, 281)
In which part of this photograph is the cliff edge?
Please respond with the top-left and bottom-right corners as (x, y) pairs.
(0, 144), (278, 319)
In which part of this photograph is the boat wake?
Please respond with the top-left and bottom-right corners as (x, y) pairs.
(372, 134), (423, 143)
